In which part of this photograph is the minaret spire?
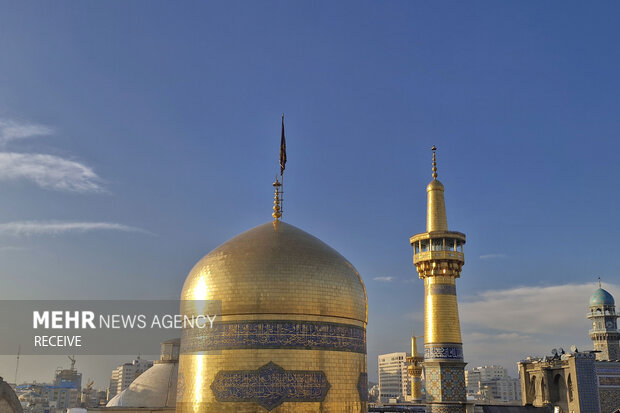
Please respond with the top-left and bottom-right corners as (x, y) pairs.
(431, 145), (438, 179)
(426, 145), (448, 232)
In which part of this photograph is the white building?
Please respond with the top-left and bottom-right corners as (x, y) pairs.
(493, 376), (521, 403)
(107, 357), (153, 400)
(465, 369), (481, 396)
(378, 352), (410, 403)
(465, 365), (521, 403)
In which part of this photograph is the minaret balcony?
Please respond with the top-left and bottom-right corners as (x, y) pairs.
(414, 250), (464, 264)
(410, 231), (466, 265)
(590, 329), (620, 335)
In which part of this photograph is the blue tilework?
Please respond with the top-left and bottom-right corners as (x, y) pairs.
(424, 344), (463, 361)
(575, 354), (600, 412)
(181, 320), (366, 353)
(429, 284), (457, 295)
(210, 361), (330, 411)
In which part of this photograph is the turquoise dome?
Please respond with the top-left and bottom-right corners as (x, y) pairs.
(590, 288), (615, 307)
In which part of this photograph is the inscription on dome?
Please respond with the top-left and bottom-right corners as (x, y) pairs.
(210, 362), (330, 410)
(181, 320), (366, 353)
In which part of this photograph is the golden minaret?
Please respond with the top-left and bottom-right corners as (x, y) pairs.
(410, 146), (466, 413)
(406, 331), (424, 402)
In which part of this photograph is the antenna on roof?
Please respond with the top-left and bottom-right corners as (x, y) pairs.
(14, 345), (20, 384)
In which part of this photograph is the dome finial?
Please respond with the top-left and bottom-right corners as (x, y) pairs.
(599, 276), (602, 288)
(272, 178), (282, 220)
(431, 145), (438, 180)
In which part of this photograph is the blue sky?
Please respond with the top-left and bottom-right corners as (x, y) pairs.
(1, 1), (620, 386)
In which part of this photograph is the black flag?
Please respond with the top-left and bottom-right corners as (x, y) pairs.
(280, 115), (287, 175)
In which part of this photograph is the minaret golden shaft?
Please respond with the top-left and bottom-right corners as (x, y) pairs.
(407, 333), (423, 402)
(410, 146), (466, 413)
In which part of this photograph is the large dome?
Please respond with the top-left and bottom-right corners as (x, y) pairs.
(177, 220), (368, 412)
(181, 220), (367, 322)
(590, 287), (615, 307)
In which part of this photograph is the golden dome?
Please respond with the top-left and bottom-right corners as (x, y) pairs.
(181, 220), (367, 322)
(177, 220), (369, 412)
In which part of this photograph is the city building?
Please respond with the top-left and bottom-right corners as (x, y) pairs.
(175, 123), (368, 412)
(518, 285), (620, 413)
(378, 352), (410, 403)
(465, 366), (521, 403)
(487, 376), (521, 403)
(15, 358), (84, 411)
(478, 378), (521, 404)
(410, 146), (467, 413)
(476, 366), (508, 381)
(466, 370), (482, 397)
(16, 382), (78, 413)
(106, 357), (153, 401)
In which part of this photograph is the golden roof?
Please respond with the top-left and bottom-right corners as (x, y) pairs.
(181, 220), (367, 323)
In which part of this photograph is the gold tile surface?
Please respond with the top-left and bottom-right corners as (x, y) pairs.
(178, 220), (368, 412)
(177, 350), (367, 412)
(181, 221), (367, 323)
(424, 277), (462, 344)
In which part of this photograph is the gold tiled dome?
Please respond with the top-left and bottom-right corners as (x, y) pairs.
(181, 220), (367, 322)
(177, 220), (368, 413)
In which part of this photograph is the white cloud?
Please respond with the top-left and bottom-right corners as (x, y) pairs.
(457, 282), (615, 370)
(0, 221), (150, 236)
(0, 153), (104, 192)
(373, 276), (395, 282)
(0, 245), (26, 252)
(464, 331), (531, 342)
(0, 120), (52, 144)
(460, 283), (606, 335)
(479, 253), (507, 260)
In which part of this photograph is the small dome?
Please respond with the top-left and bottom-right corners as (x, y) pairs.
(590, 288), (615, 307)
(427, 179), (444, 191)
(181, 221), (367, 322)
(106, 363), (177, 408)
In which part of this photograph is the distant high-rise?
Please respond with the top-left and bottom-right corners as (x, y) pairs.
(588, 283), (620, 361)
(52, 358), (82, 409)
(465, 366), (521, 403)
(410, 146), (467, 413)
(378, 352), (410, 403)
(107, 357), (153, 400)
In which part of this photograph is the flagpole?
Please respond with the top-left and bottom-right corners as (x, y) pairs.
(280, 114), (286, 219)
(280, 169), (284, 218)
